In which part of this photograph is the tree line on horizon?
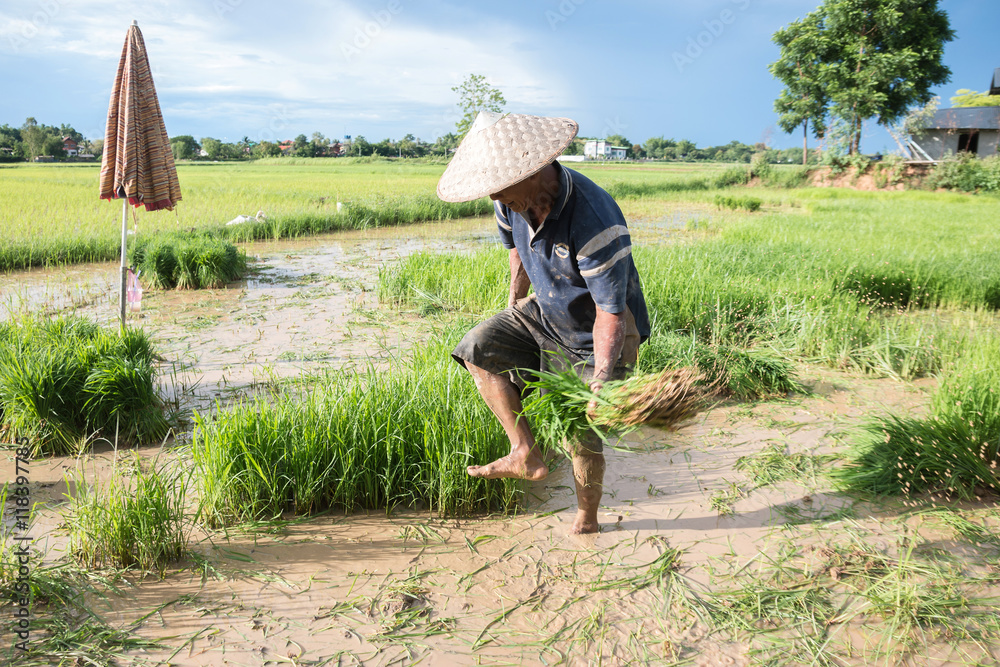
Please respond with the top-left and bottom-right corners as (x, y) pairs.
(1, 119), (821, 166)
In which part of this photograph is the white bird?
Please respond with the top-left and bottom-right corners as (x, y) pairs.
(226, 210), (268, 226)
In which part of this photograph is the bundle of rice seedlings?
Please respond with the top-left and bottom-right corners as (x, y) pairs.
(522, 365), (705, 452)
(65, 455), (191, 576)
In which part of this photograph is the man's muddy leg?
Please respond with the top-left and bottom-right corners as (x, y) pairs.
(464, 361), (549, 481)
(570, 435), (604, 534)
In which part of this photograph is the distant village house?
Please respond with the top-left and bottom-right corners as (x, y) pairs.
(63, 136), (78, 157)
(910, 68), (1000, 161)
(584, 140), (628, 160)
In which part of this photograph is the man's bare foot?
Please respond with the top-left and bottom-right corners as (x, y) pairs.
(467, 452), (548, 481)
(570, 510), (600, 534)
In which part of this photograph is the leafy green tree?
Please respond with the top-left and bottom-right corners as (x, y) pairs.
(371, 138), (395, 157)
(770, 0), (954, 155)
(252, 141), (282, 158)
(43, 135), (66, 158)
(676, 139), (696, 158)
(643, 136), (675, 159)
(170, 135), (200, 160)
(770, 12), (829, 164)
(433, 133), (459, 156)
(452, 73), (506, 138)
(219, 143), (243, 160)
(951, 89), (1000, 108)
(352, 135), (372, 156)
(201, 137), (222, 159)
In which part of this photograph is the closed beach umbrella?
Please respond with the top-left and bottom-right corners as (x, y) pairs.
(99, 20), (181, 328)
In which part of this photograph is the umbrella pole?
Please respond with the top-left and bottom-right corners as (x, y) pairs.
(119, 199), (127, 332)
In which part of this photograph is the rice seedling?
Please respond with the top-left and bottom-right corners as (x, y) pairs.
(0, 515), (163, 665)
(64, 454), (192, 576)
(837, 335), (1000, 500)
(192, 335), (519, 526)
(0, 316), (170, 456)
(637, 330), (802, 400)
(130, 231), (247, 289)
(835, 414), (1000, 500)
(735, 443), (837, 488)
(708, 481), (748, 516)
(917, 507), (1000, 549)
(713, 194), (762, 212)
(519, 363), (704, 455)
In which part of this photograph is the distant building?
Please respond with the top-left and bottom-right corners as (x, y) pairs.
(62, 136), (78, 156)
(911, 107), (1000, 161)
(583, 140), (628, 160)
(278, 140), (295, 155)
(910, 68), (1000, 161)
(33, 155), (55, 162)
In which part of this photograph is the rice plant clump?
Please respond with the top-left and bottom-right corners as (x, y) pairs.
(637, 331), (801, 400)
(0, 317), (169, 456)
(130, 231), (246, 289)
(192, 346), (518, 526)
(713, 194), (762, 212)
(521, 365), (704, 454)
(837, 336), (1000, 499)
(64, 456), (190, 576)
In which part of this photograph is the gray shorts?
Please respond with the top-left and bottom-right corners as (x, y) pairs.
(452, 296), (633, 454)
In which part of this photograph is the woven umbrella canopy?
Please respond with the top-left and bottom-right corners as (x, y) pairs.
(99, 20), (181, 329)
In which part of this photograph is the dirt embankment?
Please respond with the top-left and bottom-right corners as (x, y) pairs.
(808, 163), (933, 191)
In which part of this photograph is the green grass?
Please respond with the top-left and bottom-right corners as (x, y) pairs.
(192, 331), (519, 526)
(64, 455), (192, 576)
(0, 160), (494, 271)
(0, 482), (163, 664)
(713, 194), (762, 212)
(637, 331), (801, 400)
(130, 231), (247, 289)
(735, 443), (837, 487)
(0, 316), (170, 456)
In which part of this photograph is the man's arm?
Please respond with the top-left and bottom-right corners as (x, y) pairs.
(590, 305), (626, 386)
(508, 248), (531, 308)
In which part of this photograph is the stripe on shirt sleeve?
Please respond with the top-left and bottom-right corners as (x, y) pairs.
(576, 225), (629, 261)
(580, 246), (632, 278)
(495, 203), (512, 232)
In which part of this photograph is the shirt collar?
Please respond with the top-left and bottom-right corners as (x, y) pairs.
(547, 161), (574, 222)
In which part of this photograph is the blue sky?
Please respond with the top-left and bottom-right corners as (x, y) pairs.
(1, 0), (996, 152)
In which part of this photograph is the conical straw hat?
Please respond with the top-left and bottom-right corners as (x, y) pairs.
(437, 112), (578, 203)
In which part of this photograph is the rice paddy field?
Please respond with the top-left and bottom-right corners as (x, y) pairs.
(2, 158), (1000, 665)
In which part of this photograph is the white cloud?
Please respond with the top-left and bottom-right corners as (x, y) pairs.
(1, 0), (571, 139)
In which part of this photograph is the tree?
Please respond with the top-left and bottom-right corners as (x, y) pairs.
(352, 135), (372, 156)
(452, 73), (506, 138)
(433, 132), (459, 156)
(643, 136), (676, 159)
(252, 141), (282, 158)
(951, 89), (1000, 108)
(676, 139), (696, 159)
(769, 0), (954, 155)
(770, 12), (830, 165)
(201, 137), (222, 160)
(170, 135), (200, 160)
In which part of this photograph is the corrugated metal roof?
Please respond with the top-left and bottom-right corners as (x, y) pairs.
(926, 106), (1000, 130)
(991, 67), (1000, 96)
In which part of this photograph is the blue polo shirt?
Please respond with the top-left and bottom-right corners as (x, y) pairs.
(495, 163), (650, 352)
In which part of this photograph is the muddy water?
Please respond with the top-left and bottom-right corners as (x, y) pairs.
(4, 212), (995, 665)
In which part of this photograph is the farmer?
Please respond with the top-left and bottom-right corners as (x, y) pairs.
(437, 112), (650, 534)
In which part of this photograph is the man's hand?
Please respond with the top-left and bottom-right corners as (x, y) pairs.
(587, 379), (604, 421)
